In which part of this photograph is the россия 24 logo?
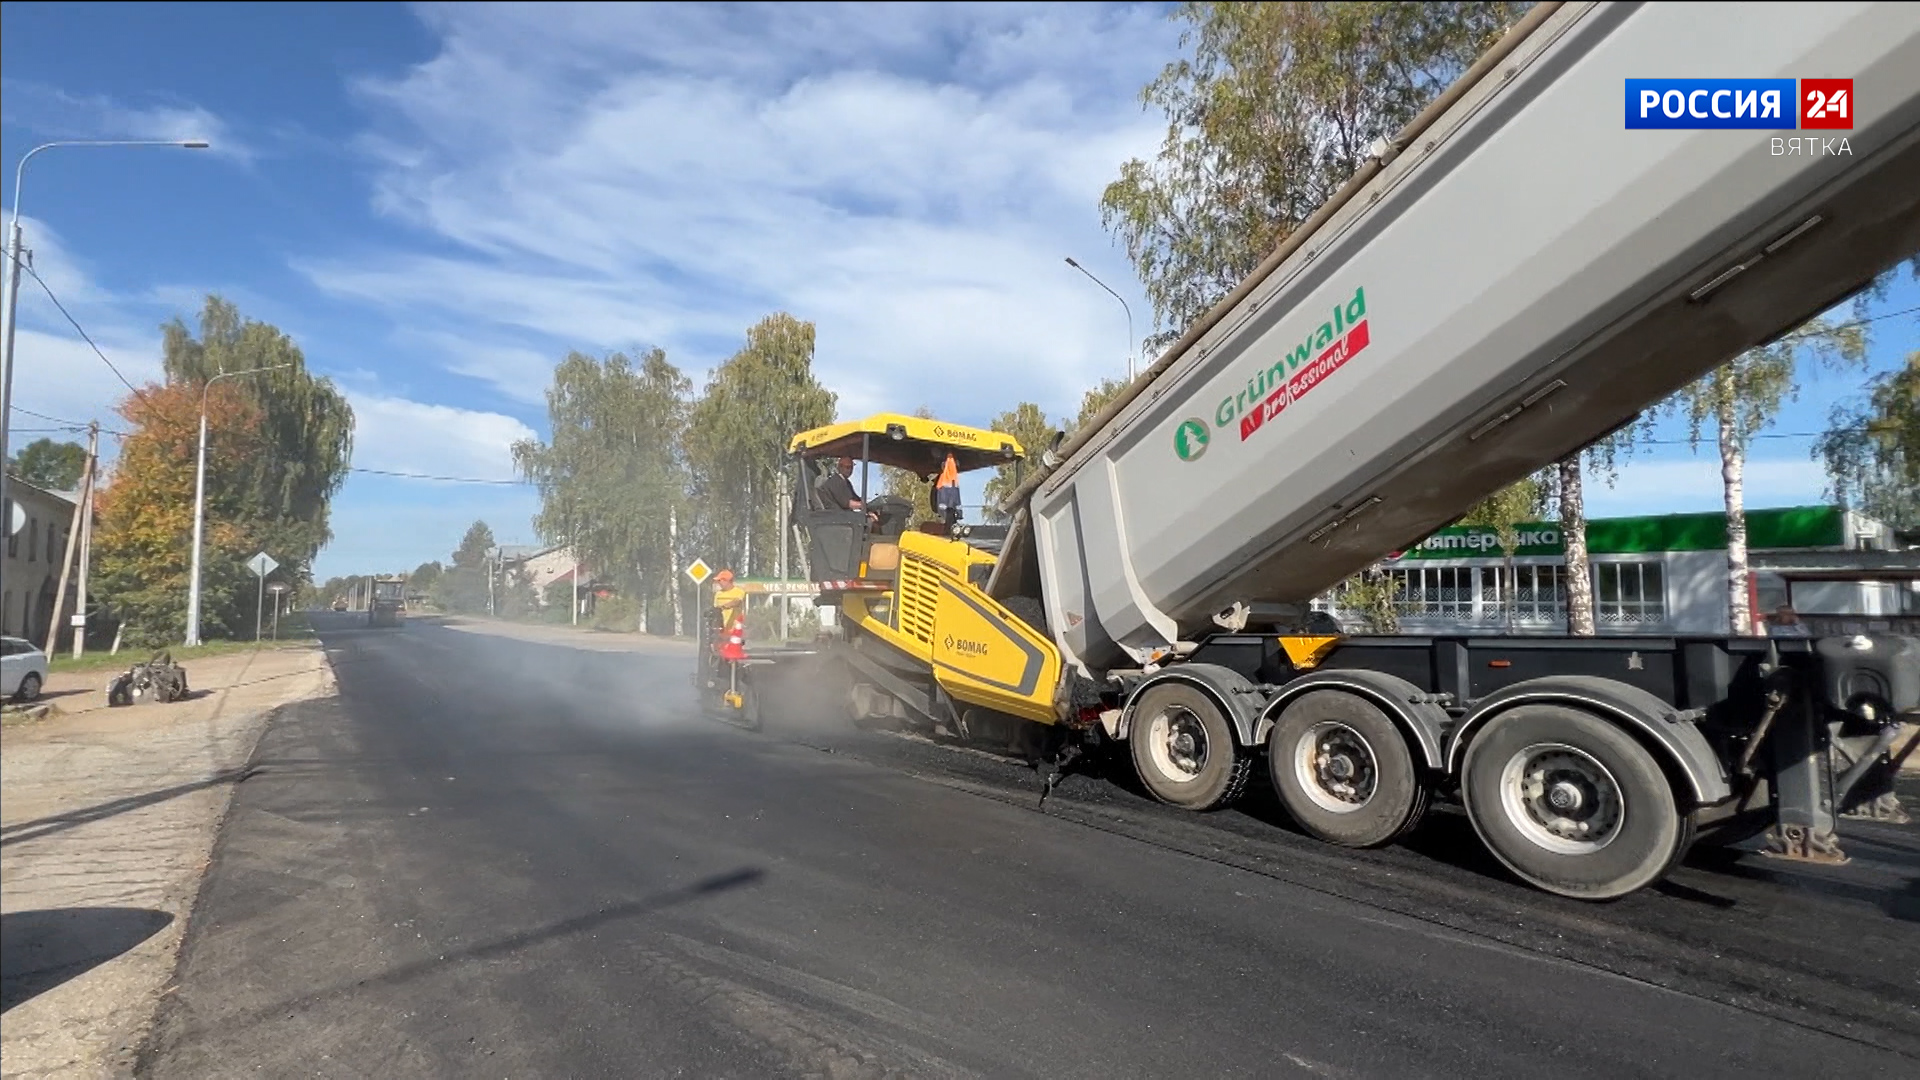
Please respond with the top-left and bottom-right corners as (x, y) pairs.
(1624, 77), (1853, 130)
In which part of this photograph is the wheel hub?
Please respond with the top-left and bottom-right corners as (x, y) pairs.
(1293, 721), (1379, 815)
(1500, 744), (1624, 855)
(1148, 708), (1209, 781)
(1547, 781), (1583, 813)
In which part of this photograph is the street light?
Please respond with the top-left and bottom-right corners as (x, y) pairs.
(0, 139), (209, 637)
(185, 363), (292, 646)
(1065, 256), (1135, 382)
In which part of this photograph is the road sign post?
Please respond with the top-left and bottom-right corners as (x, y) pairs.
(246, 551), (279, 643)
(267, 582), (289, 640)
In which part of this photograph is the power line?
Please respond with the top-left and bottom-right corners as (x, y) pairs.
(1804, 301), (1920, 335)
(1639, 429), (1842, 446)
(348, 466), (530, 485)
(12, 405), (90, 426)
(6, 251), (145, 396)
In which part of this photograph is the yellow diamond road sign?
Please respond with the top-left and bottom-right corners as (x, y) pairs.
(686, 558), (713, 585)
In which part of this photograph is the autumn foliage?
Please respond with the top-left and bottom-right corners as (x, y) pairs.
(94, 382), (269, 645)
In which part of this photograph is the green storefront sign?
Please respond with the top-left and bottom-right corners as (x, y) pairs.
(1394, 506), (1846, 561)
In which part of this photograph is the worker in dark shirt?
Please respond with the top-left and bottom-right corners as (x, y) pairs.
(818, 456), (865, 512)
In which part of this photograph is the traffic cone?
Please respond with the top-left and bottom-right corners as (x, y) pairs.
(719, 615), (748, 663)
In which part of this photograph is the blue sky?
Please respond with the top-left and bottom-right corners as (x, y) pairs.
(2, 2), (1914, 582)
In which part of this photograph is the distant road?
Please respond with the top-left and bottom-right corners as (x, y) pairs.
(142, 612), (1920, 1078)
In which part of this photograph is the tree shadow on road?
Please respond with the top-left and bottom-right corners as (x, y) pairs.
(2, 907), (174, 1011)
(0, 768), (259, 847)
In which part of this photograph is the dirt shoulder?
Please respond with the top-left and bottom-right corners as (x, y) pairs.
(1, 645), (335, 1080)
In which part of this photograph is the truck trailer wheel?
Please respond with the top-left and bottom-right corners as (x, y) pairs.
(1461, 704), (1684, 901)
(1128, 683), (1250, 811)
(1268, 691), (1427, 847)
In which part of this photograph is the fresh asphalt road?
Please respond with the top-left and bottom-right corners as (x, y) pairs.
(142, 614), (1920, 1078)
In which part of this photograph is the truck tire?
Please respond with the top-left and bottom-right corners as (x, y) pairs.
(1268, 690), (1428, 847)
(1128, 682), (1250, 811)
(1461, 704), (1685, 901)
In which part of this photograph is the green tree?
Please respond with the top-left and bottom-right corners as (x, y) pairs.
(513, 348), (691, 621)
(93, 381), (268, 645)
(434, 520), (495, 615)
(685, 313), (837, 576)
(1102, 1), (1527, 352)
(161, 296), (354, 593)
(1073, 377), (1132, 433)
(1658, 316), (1871, 633)
(1457, 474), (1550, 633)
(1816, 351), (1919, 530)
(409, 560), (444, 593)
(1337, 563), (1402, 633)
(982, 402), (1057, 521)
(10, 437), (87, 490)
(313, 575), (353, 607)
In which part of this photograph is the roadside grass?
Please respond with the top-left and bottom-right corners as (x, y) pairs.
(47, 611), (320, 675)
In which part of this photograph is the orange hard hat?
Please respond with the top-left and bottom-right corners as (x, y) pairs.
(714, 568), (735, 584)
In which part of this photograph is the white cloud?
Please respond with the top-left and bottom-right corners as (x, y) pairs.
(343, 392), (537, 482)
(0, 80), (252, 162)
(1585, 455), (1832, 518)
(303, 2), (1176, 427)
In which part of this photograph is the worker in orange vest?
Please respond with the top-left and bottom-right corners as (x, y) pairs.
(932, 452), (962, 529)
(712, 569), (748, 663)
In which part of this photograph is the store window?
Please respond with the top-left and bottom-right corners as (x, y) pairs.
(1507, 564), (1567, 624)
(1595, 560), (1666, 626)
(1387, 566), (1477, 620)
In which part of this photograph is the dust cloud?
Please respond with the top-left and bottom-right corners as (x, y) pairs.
(361, 616), (862, 743)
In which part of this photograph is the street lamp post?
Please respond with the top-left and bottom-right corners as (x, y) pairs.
(185, 363), (292, 646)
(1065, 256), (1136, 382)
(0, 138), (208, 639)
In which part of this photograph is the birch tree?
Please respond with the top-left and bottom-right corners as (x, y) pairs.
(1662, 318), (1870, 633)
(160, 296), (355, 589)
(684, 313), (837, 576)
(512, 348), (690, 619)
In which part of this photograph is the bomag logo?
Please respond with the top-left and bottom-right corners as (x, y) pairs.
(943, 634), (989, 657)
(931, 425), (980, 443)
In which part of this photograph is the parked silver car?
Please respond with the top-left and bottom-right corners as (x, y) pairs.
(2, 635), (48, 702)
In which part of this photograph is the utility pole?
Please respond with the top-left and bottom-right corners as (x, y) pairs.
(776, 487), (790, 644)
(186, 363), (292, 645)
(571, 520), (580, 627)
(74, 423), (97, 656)
(45, 425), (96, 654)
